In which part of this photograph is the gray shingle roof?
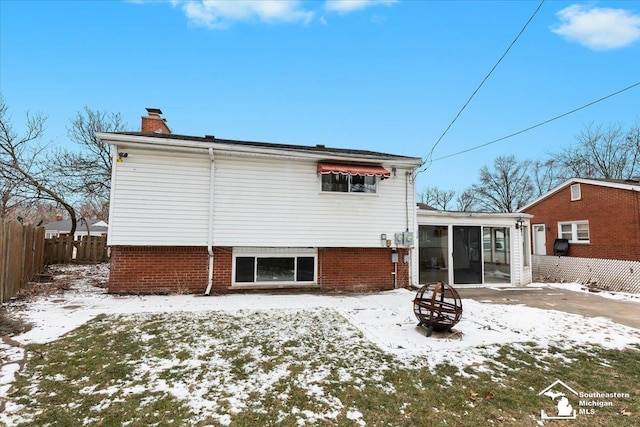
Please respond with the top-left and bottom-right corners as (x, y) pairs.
(112, 131), (422, 162)
(44, 219), (108, 234)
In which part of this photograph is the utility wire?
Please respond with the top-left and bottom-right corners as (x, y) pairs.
(430, 81), (640, 162)
(419, 0), (545, 174)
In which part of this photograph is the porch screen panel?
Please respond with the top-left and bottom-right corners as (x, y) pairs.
(483, 227), (511, 284)
(418, 225), (448, 284)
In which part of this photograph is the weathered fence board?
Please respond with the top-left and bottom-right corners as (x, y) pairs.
(44, 235), (109, 264)
(0, 220), (46, 303)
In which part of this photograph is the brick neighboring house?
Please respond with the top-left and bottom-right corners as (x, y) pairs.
(519, 177), (640, 293)
(520, 178), (640, 260)
(97, 108), (422, 294)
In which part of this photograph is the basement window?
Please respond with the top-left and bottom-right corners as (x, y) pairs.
(234, 254), (316, 284)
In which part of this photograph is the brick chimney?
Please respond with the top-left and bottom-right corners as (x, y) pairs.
(141, 108), (171, 134)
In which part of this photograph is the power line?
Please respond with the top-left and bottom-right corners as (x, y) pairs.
(430, 81), (640, 162)
(420, 0), (545, 173)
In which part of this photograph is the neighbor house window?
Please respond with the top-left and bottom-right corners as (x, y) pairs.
(570, 184), (581, 201)
(558, 221), (589, 243)
(321, 173), (377, 193)
(234, 253), (316, 284)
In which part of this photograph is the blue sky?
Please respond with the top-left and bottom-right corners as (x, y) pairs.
(1, 0), (639, 196)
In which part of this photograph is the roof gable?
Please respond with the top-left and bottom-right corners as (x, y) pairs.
(519, 177), (640, 212)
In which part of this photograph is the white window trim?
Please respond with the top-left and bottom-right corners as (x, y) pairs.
(319, 174), (379, 195)
(232, 248), (318, 288)
(570, 183), (581, 201)
(558, 221), (590, 244)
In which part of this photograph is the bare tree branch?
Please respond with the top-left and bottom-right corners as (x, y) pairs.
(0, 93), (78, 234)
(470, 155), (534, 212)
(418, 186), (456, 210)
(555, 122), (640, 180)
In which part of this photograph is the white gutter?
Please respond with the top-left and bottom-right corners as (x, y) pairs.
(204, 147), (215, 295)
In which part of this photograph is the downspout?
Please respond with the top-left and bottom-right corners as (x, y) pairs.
(405, 171), (410, 232)
(204, 147), (215, 295)
(405, 171), (412, 288)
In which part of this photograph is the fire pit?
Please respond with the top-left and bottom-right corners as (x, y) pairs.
(413, 281), (463, 337)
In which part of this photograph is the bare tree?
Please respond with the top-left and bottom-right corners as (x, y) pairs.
(0, 94), (79, 234)
(418, 186), (456, 210)
(77, 198), (109, 221)
(531, 159), (561, 197)
(470, 155), (534, 212)
(4, 200), (59, 225)
(456, 189), (476, 212)
(49, 107), (126, 220)
(555, 122), (640, 180)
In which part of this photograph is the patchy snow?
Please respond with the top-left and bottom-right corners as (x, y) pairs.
(1, 264), (640, 425)
(538, 281), (640, 302)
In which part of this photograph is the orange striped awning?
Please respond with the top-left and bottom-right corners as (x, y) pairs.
(317, 162), (391, 177)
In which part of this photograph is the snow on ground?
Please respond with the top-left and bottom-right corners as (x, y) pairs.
(533, 281), (640, 302)
(2, 264), (640, 416)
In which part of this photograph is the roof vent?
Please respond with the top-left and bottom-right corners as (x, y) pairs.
(205, 135), (216, 140)
(316, 144), (326, 148)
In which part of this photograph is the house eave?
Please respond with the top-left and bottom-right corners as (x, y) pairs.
(96, 132), (423, 168)
(417, 209), (533, 220)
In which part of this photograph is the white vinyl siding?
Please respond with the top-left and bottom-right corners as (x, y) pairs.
(109, 147), (415, 248)
(213, 155), (413, 247)
(109, 148), (211, 246)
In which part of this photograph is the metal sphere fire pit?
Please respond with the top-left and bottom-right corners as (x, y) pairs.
(413, 281), (463, 337)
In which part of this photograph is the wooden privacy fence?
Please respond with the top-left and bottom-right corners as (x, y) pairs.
(0, 220), (46, 303)
(44, 234), (109, 265)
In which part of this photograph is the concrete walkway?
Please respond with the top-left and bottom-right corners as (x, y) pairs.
(458, 286), (640, 330)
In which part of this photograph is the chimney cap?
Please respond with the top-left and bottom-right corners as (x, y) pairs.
(145, 107), (163, 116)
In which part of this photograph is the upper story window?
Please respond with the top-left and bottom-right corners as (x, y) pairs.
(321, 173), (377, 193)
(318, 162), (390, 194)
(570, 183), (581, 201)
(558, 221), (589, 243)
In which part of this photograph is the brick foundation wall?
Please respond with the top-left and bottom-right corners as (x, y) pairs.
(109, 246), (410, 294)
(109, 246), (210, 294)
(318, 247), (409, 291)
(525, 184), (640, 261)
